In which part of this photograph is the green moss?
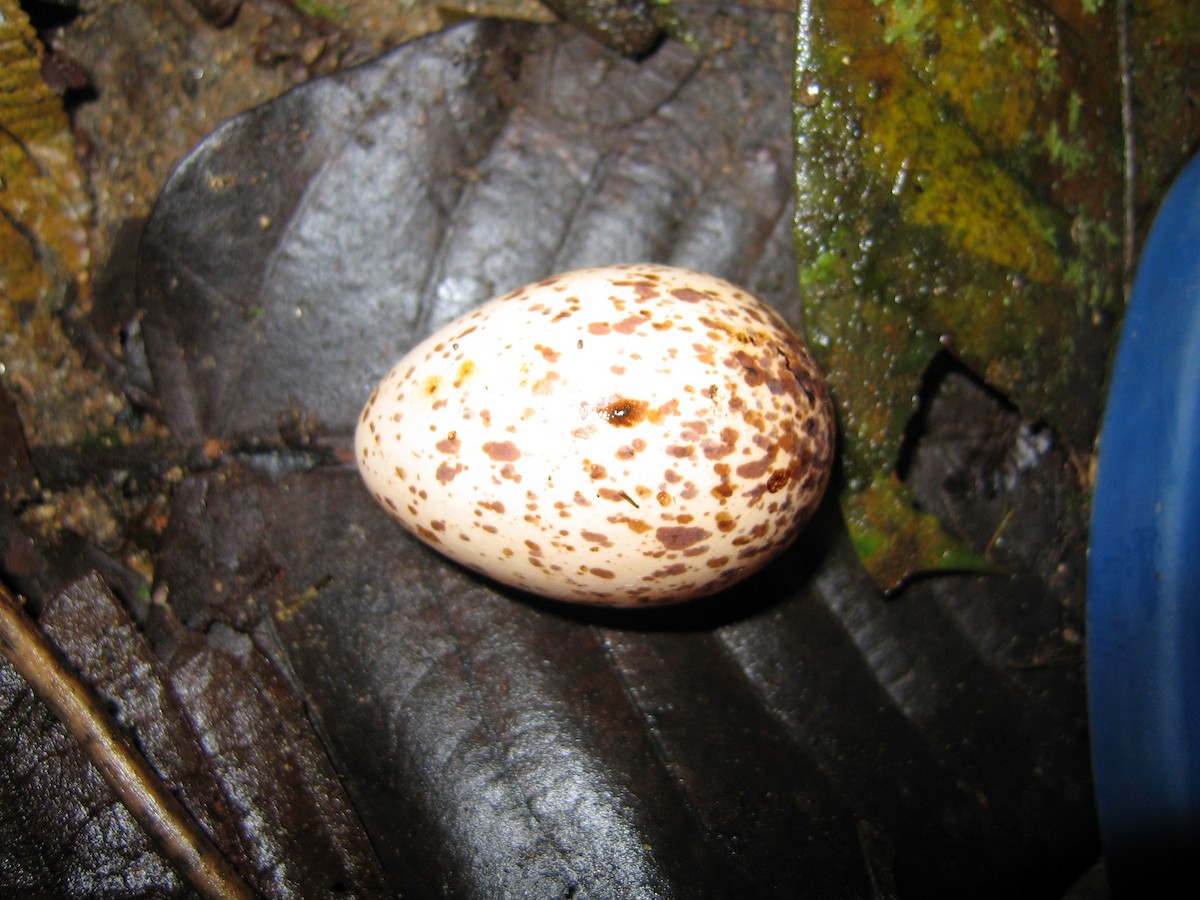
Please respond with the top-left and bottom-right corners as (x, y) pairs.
(293, 0), (346, 23)
(1035, 42), (1062, 93)
(872, 0), (932, 48)
(794, 0), (1127, 590)
(81, 425), (121, 449)
(843, 474), (996, 591)
(1043, 93), (1093, 177)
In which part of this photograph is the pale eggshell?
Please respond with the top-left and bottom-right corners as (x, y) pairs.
(355, 264), (834, 606)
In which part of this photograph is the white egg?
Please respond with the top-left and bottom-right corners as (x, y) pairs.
(355, 264), (834, 606)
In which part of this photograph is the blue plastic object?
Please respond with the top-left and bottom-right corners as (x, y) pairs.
(1088, 152), (1200, 891)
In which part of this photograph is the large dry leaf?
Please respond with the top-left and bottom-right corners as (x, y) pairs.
(129, 12), (1099, 898)
(137, 16), (798, 443)
(0, 567), (389, 897)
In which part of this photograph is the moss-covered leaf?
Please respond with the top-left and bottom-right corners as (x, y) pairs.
(0, 0), (90, 327)
(792, 0), (1165, 590)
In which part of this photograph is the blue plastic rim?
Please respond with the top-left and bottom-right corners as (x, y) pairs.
(1088, 152), (1200, 888)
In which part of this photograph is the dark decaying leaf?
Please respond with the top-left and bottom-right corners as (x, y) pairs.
(132, 11), (1098, 898)
(1, 625), (183, 897)
(155, 446), (1094, 898)
(539, 0), (664, 57)
(1, 569), (388, 898)
(138, 15), (798, 445)
(0, 381), (35, 506)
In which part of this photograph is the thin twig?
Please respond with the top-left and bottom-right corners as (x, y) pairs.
(0, 582), (256, 900)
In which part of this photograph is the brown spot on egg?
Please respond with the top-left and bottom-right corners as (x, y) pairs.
(613, 314), (648, 334)
(670, 287), (708, 303)
(656, 491), (672, 507)
(650, 563), (690, 579)
(615, 440), (646, 460)
(600, 488), (640, 508)
(589, 322), (611, 335)
(436, 462), (462, 484)
(656, 526), (711, 550)
(483, 441), (521, 461)
(613, 517), (652, 534)
(702, 427), (739, 460)
(454, 361), (476, 387)
(532, 372), (560, 395)
(361, 390), (378, 421)
(597, 397), (648, 427)
(767, 469), (789, 493)
(733, 522), (771, 546)
(743, 409), (766, 433)
(711, 462), (734, 501)
(436, 433), (460, 454)
(416, 525), (442, 545)
(611, 278), (660, 301)
(737, 454), (775, 480)
(581, 530), (612, 547)
(589, 567), (616, 579)
(731, 350), (767, 388)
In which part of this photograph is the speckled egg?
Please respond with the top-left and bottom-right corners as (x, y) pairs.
(355, 264), (835, 606)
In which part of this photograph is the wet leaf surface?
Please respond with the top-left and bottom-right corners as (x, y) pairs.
(1, 572), (388, 897)
(1, 649), (184, 896)
(792, 0), (1199, 589)
(2, 5), (1106, 897)
(152, 444), (1094, 897)
(137, 15), (798, 443)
